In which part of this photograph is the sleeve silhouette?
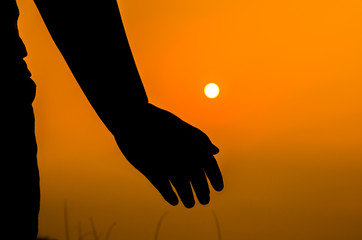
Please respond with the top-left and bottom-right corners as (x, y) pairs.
(34, 0), (223, 208)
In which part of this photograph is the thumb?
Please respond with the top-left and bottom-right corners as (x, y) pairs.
(185, 122), (219, 155)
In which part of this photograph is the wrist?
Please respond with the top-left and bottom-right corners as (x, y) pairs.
(106, 102), (151, 136)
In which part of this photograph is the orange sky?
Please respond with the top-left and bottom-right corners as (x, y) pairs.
(18, 0), (362, 239)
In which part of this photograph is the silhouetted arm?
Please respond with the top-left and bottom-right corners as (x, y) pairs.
(33, 0), (148, 133)
(34, 0), (223, 208)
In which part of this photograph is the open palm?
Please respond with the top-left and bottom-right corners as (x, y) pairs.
(114, 104), (223, 208)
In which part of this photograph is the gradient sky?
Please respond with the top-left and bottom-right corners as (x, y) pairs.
(18, 0), (362, 239)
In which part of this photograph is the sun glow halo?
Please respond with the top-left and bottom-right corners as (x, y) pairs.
(204, 83), (220, 98)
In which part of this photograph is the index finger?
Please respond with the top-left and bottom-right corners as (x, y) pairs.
(203, 155), (224, 191)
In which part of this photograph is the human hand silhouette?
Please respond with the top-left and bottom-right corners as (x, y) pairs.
(114, 104), (223, 208)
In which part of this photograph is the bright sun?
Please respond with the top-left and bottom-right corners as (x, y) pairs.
(204, 83), (220, 98)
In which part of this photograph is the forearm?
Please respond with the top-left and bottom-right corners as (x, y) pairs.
(34, 0), (148, 133)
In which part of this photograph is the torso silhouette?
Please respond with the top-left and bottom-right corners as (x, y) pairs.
(2, 1), (39, 240)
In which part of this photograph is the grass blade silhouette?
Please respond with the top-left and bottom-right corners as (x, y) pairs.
(155, 211), (169, 240)
(64, 201), (70, 240)
(105, 222), (117, 240)
(212, 210), (222, 240)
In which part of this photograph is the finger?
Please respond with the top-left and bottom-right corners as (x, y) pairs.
(146, 174), (179, 206)
(190, 169), (210, 205)
(203, 155), (224, 191)
(185, 123), (219, 154)
(170, 176), (195, 208)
